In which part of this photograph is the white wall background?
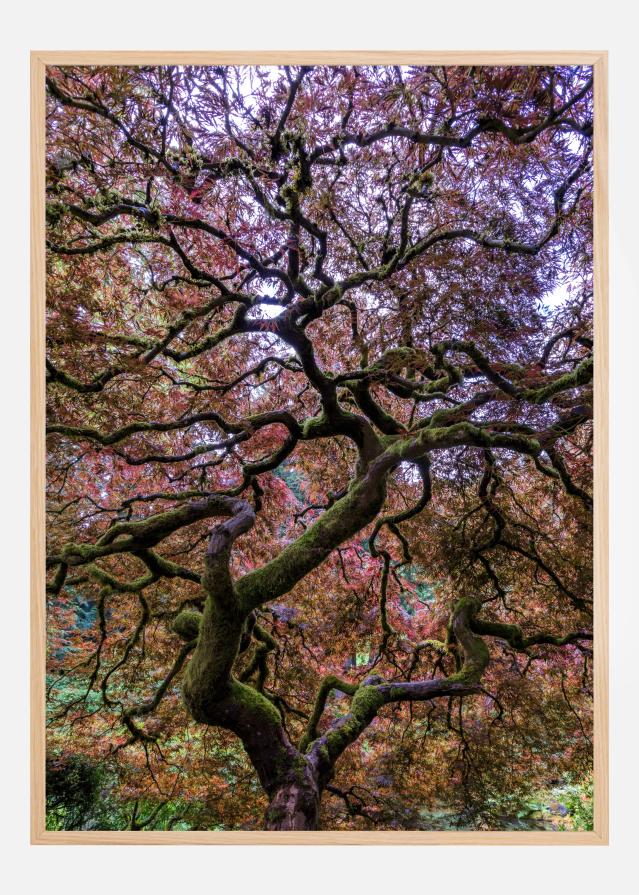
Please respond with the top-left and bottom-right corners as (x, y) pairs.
(1, 3), (636, 892)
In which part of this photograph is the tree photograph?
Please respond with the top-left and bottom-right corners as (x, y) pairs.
(44, 63), (594, 833)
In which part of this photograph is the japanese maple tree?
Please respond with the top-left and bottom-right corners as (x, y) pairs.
(45, 64), (594, 831)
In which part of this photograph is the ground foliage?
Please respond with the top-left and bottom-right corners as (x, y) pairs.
(45, 64), (594, 831)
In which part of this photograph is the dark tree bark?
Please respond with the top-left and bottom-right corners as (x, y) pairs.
(264, 768), (321, 831)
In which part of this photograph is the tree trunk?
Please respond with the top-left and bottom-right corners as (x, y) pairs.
(265, 778), (321, 831)
(179, 502), (325, 832)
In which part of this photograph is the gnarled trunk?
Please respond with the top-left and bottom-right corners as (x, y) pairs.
(178, 503), (325, 831)
(265, 776), (321, 831)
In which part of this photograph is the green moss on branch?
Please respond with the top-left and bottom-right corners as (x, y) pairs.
(299, 675), (359, 753)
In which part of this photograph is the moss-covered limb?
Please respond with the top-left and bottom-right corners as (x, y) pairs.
(183, 509), (256, 718)
(172, 609), (202, 641)
(308, 677), (387, 776)
(46, 562), (68, 595)
(299, 675), (359, 753)
(367, 346), (434, 376)
(376, 551), (395, 639)
(281, 322), (384, 471)
(521, 355), (593, 404)
(116, 433), (247, 466)
(445, 597), (491, 683)
(235, 414), (553, 618)
(57, 194), (161, 230)
(236, 460), (390, 614)
(49, 494), (249, 568)
(270, 70), (309, 160)
(369, 339), (591, 424)
(46, 409), (241, 446)
(173, 507), (321, 821)
(134, 547), (201, 583)
(383, 420), (543, 468)
(345, 380), (407, 435)
(48, 227), (170, 258)
(418, 390), (496, 431)
(46, 357), (124, 394)
(48, 539), (134, 568)
(97, 495), (309, 809)
(251, 622), (277, 651)
(434, 340), (520, 397)
(177, 496), (285, 774)
(407, 638), (451, 680)
(470, 615), (592, 651)
(308, 600), (489, 776)
(412, 638), (449, 657)
(334, 363), (441, 397)
(86, 564), (157, 593)
(238, 623), (278, 690)
(308, 672), (479, 781)
(47, 397), (299, 454)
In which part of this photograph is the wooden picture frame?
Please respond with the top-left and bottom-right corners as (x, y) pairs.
(31, 50), (608, 844)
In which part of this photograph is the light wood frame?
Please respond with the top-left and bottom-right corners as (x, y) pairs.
(30, 50), (609, 845)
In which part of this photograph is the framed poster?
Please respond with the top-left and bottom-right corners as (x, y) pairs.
(31, 51), (608, 843)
